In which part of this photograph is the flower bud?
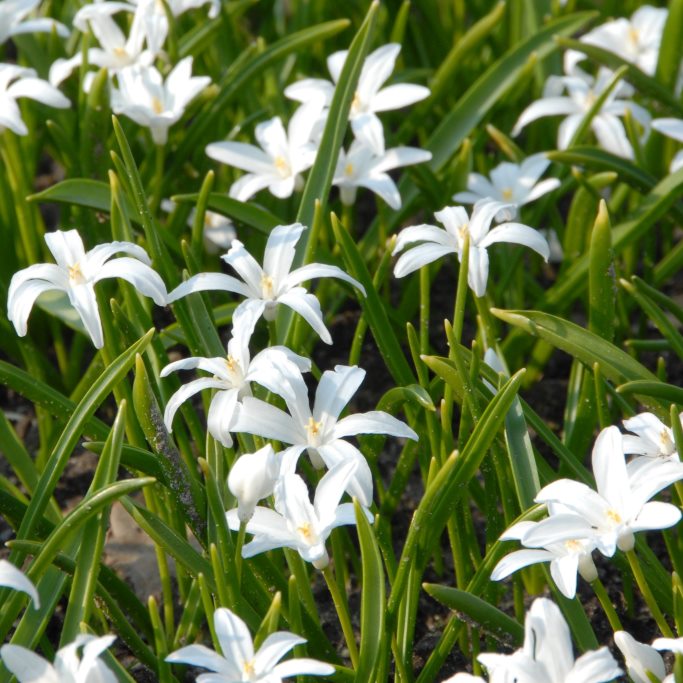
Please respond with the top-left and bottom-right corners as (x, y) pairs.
(228, 445), (279, 522)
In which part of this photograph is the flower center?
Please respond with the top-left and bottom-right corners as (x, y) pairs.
(351, 91), (362, 115)
(659, 428), (675, 456)
(113, 46), (128, 59)
(344, 162), (354, 177)
(242, 658), (256, 679)
(606, 509), (622, 524)
(260, 274), (275, 299)
(151, 96), (164, 114)
(68, 263), (86, 284)
(564, 539), (583, 553)
(273, 155), (290, 178)
(457, 223), (469, 248)
(629, 27), (639, 45)
(297, 521), (314, 541)
(501, 187), (513, 201)
(306, 416), (323, 446)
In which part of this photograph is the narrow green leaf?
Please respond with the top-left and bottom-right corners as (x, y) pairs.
(656, 0), (683, 91)
(423, 584), (524, 644)
(354, 503), (386, 683)
(588, 200), (615, 341)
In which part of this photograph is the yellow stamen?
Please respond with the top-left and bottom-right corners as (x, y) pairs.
(502, 188), (513, 201)
(606, 509), (622, 524)
(345, 162), (354, 177)
(261, 274), (274, 298)
(225, 355), (237, 372)
(243, 659), (256, 676)
(564, 539), (582, 552)
(297, 521), (314, 540)
(68, 263), (85, 284)
(274, 155), (290, 177)
(351, 91), (361, 114)
(629, 27), (639, 44)
(113, 47), (127, 58)
(151, 96), (164, 115)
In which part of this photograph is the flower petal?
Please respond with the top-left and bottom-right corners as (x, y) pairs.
(166, 272), (251, 302)
(213, 608), (254, 669)
(0, 560), (39, 607)
(93, 257), (167, 305)
(254, 632), (305, 674)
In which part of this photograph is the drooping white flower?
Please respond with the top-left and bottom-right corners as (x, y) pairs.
(49, 1), (160, 87)
(0, 559), (40, 607)
(161, 299), (310, 447)
(8, 229), (167, 348)
(652, 118), (683, 173)
(1, 634), (117, 683)
(491, 516), (598, 599)
(0, 0), (69, 45)
(535, 426), (683, 555)
(166, 223), (365, 344)
(227, 461), (371, 569)
(614, 631), (667, 683)
(512, 68), (651, 159)
(206, 100), (324, 202)
(112, 58), (210, 144)
(623, 411), (682, 461)
(333, 139), (432, 209)
(392, 199), (549, 297)
(564, 6), (668, 77)
(228, 445), (280, 523)
(285, 43), (430, 154)
(0, 64), (70, 135)
(447, 598), (621, 683)
(167, 607), (333, 681)
(230, 363), (417, 507)
(453, 153), (560, 219)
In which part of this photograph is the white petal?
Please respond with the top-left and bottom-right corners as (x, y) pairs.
(524, 177), (561, 204)
(372, 146), (432, 174)
(467, 245), (489, 298)
(393, 224), (454, 253)
(263, 223), (305, 288)
(592, 114), (634, 158)
(549, 554), (580, 598)
(277, 288), (332, 344)
(206, 388), (239, 448)
(223, 241), (264, 295)
(7, 278), (65, 336)
(652, 117), (683, 143)
(631, 501), (681, 533)
(69, 284), (104, 348)
(273, 657), (335, 678)
(372, 83), (430, 112)
(566, 647), (622, 683)
(333, 410), (417, 441)
(93, 257), (167, 305)
(312, 459), (358, 522)
(316, 441), (372, 508)
(166, 272), (251, 302)
(45, 229), (86, 268)
(229, 173), (276, 202)
(0, 560), (39, 607)
(557, 113), (584, 150)
(614, 631), (665, 683)
(393, 243), (456, 278)
(254, 632), (305, 674)
(7, 77), (70, 109)
(213, 608), (254, 668)
(231, 396), (301, 444)
(163, 378), (228, 432)
(512, 97), (580, 136)
(284, 78), (334, 105)
(206, 141), (274, 175)
(0, 645), (57, 683)
(490, 548), (555, 580)
(478, 224), (550, 261)
(351, 113), (385, 155)
(356, 173), (402, 210)
(591, 426), (629, 511)
(166, 644), (236, 678)
(357, 43), (401, 103)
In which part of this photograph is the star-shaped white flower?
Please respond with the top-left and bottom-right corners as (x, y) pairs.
(0, 0), (69, 45)
(8, 229), (167, 348)
(491, 516), (598, 599)
(206, 100), (323, 202)
(535, 426), (683, 555)
(285, 43), (430, 155)
(453, 153), (560, 219)
(1, 634), (117, 683)
(333, 139), (431, 209)
(445, 598), (621, 683)
(623, 411), (682, 461)
(512, 68), (651, 159)
(227, 461), (371, 569)
(229, 363), (417, 506)
(0, 64), (70, 135)
(0, 559), (39, 607)
(112, 58), (210, 144)
(49, 1), (159, 87)
(392, 199), (549, 297)
(166, 222), (365, 344)
(564, 6), (668, 77)
(161, 299), (310, 447)
(167, 607), (334, 681)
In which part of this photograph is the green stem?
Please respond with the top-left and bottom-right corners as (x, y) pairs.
(591, 578), (623, 631)
(322, 563), (359, 668)
(419, 265), (430, 355)
(235, 521), (247, 589)
(626, 549), (674, 637)
(152, 143), (166, 214)
(452, 232), (470, 345)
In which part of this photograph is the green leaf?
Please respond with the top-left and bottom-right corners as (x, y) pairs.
(331, 215), (415, 386)
(354, 503), (386, 683)
(617, 380), (683, 406)
(588, 200), (615, 341)
(172, 191), (280, 235)
(28, 178), (137, 222)
(423, 584), (524, 644)
(656, 0), (683, 91)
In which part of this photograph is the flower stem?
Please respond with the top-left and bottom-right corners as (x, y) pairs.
(152, 143), (166, 214)
(234, 521), (247, 589)
(322, 563), (359, 668)
(451, 232), (470, 345)
(591, 577), (623, 631)
(626, 549), (674, 637)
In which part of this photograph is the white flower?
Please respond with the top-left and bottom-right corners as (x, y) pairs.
(0, 0), (69, 45)
(652, 118), (683, 173)
(0, 64), (70, 135)
(228, 445), (280, 523)
(564, 6), (668, 77)
(451, 598), (621, 683)
(49, 1), (159, 87)
(230, 363), (417, 507)
(535, 426), (683, 555)
(167, 607), (333, 681)
(166, 222), (365, 345)
(112, 58), (210, 144)
(8, 229), (167, 348)
(453, 153), (560, 219)
(1, 634), (117, 683)
(227, 461), (371, 569)
(0, 559), (39, 607)
(333, 139), (431, 209)
(161, 299), (310, 447)
(160, 199), (236, 253)
(614, 631), (667, 683)
(392, 199), (549, 297)
(285, 43), (429, 155)
(623, 411), (682, 461)
(206, 100), (323, 202)
(512, 68), (651, 159)
(491, 517), (598, 599)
